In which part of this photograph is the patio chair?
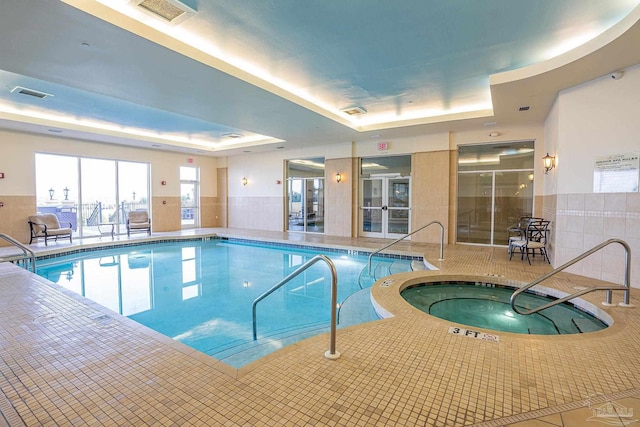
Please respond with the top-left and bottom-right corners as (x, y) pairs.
(126, 210), (151, 236)
(28, 213), (73, 246)
(509, 219), (551, 264)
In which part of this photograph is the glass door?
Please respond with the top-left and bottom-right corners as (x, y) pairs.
(118, 161), (149, 234)
(456, 141), (535, 246)
(361, 176), (410, 238)
(80, 158), (116, 237)
(287, 178), (324, 233)
(180, 167), (199, 228)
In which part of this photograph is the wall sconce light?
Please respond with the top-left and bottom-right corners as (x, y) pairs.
(542, 153), (556, 174)
(242, 177), (248, 186)
(63, 186), (70, 201)
(527, 172), (534, 181)
(336, 173), (342, 183)
(48, 188), (54, 200)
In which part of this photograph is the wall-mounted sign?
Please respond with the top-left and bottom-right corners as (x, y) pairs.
(377, 142), (389, 151)
(593, 152), (639, 193)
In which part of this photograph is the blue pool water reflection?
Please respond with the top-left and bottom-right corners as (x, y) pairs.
(36, 239), (414, 366)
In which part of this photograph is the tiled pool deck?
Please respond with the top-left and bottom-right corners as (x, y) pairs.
(0, 228), (639, 426)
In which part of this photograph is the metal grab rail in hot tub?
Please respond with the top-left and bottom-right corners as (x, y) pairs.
(510, 238), (632, 315)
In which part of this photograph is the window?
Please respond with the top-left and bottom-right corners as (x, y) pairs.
(456, 141), (534, 245)
(35, 153), (149, 237)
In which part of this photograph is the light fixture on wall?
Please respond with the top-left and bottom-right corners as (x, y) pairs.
(336, 173), (342, 183)
(242, 177), (248, 186)
(528, 172), (534, 181)
(48, 188), (54, 200)
(542, 153), (556, 174)
(63, 186), (70, 201)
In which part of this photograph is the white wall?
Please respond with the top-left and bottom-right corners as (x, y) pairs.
(548, 63), (640, 287)
(0, 130), (219, 198)
(557, 64), (640, 195)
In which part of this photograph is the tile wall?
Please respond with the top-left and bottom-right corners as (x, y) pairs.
(545, 192), (640, 288)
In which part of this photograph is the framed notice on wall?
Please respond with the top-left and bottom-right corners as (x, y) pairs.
(593, 152), (639, 193)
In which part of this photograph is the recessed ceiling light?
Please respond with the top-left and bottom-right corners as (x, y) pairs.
(341, 106), (367, 116)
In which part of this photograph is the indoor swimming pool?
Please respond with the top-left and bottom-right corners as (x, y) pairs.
(35, 238), (416, 367)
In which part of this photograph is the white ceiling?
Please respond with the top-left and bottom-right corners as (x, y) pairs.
(0, 0), (639, 156)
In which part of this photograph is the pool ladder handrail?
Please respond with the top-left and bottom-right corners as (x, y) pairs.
(510, 238), (632, 315)
(0, 233), (36, 272)
(251, 254), (340, 360)
(368, 220), (444, 274)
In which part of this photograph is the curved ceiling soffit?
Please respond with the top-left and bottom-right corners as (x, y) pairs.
(62, 0), (640, 135)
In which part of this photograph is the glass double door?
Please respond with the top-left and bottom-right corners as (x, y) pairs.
(361, 177), (410, 238)
(456, 171), (533, 245)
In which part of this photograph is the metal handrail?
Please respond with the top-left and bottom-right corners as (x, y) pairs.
(368, 220), (444, 274)
(510, 238), (632, 315)
(251, 254), (340, 360)
(0, 233), (36, 272)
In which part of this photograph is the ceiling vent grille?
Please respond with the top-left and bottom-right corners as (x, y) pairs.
(131, 0), (196, 24)
(341, 106), (367, 116)
(11, 86), (53, 99)
(222, 132), (243, 139)
(518, 106), (531, 112)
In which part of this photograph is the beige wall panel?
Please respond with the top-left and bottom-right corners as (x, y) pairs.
(448, 150), (458, 244)
(228, 196), (282, 231)
(200, 196), (218, 228)
(151, 197), (181, 232)
(216, 168), (228, 227)
(0, 196), (37, 245)
(411, 151), (450, 244)
(325, 158), (353, 237)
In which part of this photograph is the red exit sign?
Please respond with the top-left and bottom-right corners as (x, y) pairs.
(377, 142), (389, 151)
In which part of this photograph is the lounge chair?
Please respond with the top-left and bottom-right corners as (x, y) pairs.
(126, 210), (151, 236)
(28, 213), (73, 246)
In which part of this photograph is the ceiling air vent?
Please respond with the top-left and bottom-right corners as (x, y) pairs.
(222, 132), (243, 139)
(11, 86), (53, 99)
(341, 106), (367, 116)
(131, 0), (196, 24)
(518, 106), (531, 112)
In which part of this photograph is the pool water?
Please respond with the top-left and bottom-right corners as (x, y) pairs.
(36, 239), (414, 366)
(401, 282), (608, 335)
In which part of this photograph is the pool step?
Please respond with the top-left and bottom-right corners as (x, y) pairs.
(358, 260), (414, 288)
(572, 318), (601, 333)
(209, 323), (330, 368)
(338, 288), (379, 327)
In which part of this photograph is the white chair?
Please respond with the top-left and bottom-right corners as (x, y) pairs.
(509, 219), (550, 264)
(126, 211), (151, 236)
(28, 213), (73, 246)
